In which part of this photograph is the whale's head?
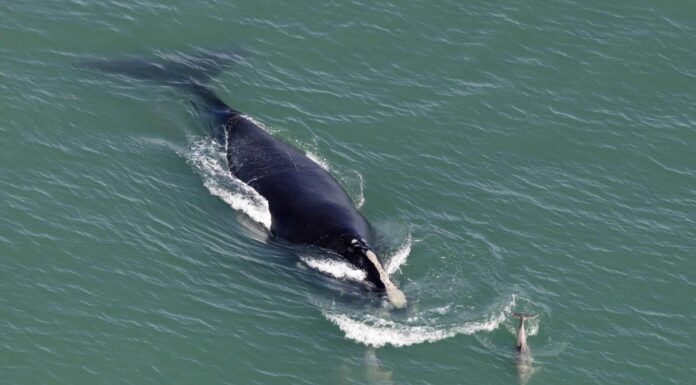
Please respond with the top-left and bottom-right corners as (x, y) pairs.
(348, 238), (407, 309)
(346, 238), (382, 287)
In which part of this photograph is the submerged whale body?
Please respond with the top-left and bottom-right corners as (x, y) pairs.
(82, 51), (406, 308)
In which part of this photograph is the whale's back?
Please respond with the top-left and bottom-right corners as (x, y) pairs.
(224, 115), (371, 245)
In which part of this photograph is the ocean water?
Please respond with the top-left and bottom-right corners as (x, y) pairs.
(1, 1), (695, 384)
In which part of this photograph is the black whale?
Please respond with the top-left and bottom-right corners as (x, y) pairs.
(83, 51), (406, 308)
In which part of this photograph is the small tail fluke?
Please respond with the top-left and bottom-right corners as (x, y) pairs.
(512, 312), (538, 321)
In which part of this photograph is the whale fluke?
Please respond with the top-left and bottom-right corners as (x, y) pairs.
(512, 312), (538, 384)
(512, 312), (537, 353)
(78, 49), (245, 141)
(512, 312), (538, 321)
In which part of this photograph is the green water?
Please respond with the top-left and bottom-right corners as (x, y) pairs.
(2, 1), (695, 384)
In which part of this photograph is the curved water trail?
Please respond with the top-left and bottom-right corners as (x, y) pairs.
(350, 170), (365, 209)
(385, 234), (412, 275)
(185, 136), (272, 229)
(184, 135), (366, 229)
(306, 151), (330, 171)
(300, 232), (413, 285)
(322, 295), (516, 348)
(300, 256), (367, 281)
(185, 135), (511, 350)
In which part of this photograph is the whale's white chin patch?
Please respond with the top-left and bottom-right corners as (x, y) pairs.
(364, 249), (407, 309)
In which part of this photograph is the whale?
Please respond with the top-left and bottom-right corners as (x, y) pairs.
(512, 312), (538, 384)
(81, 51), (406, 308)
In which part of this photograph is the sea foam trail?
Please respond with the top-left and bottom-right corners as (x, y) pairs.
(186, 137), (272, 229)
(324, 296), (516, 348)
(185, 134), (369, 232)
(300, 256), (367, 281)
(350, 171), (365, 209)
(306, 151), (330, 171)
(385, 234), (412, 275)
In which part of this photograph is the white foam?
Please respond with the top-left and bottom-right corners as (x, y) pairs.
(300, 256), (367, 282)
(306, 151), (330, 171)
(524, 316), (540, 336)
(430, 304), (452, 315)
(186, 137), (272, 229)
(240, 114), (275, 133)
(323, 296), (516, 348)
(385, 234), (412, 275)
(353, 171), (365, 208)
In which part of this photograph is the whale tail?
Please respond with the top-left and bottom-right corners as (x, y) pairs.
(513, 312), (537, 354)
(513, 312), (539, 384)
(78, 49), (243, 141)
(512, 312), (538, 321)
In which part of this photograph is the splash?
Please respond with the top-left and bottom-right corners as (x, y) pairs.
(306, 151), (330, 171)
(324, 296), (516, 348)
(301, 233), (410, 284)
(525, 318), (540, 337)
(185, 137), (272, 229)
(300, 256), (366, 282)
(385, 234), (412, 275)
(352, 171), (365, 208)
(240, 114), (276, 134)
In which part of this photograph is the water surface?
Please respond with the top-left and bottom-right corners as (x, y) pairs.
(2, 1), (695, 384)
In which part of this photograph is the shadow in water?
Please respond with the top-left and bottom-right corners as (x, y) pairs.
(337, 348), (396, 385)
(516, 351), (538, 385)
(364, 348), (394, 385)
